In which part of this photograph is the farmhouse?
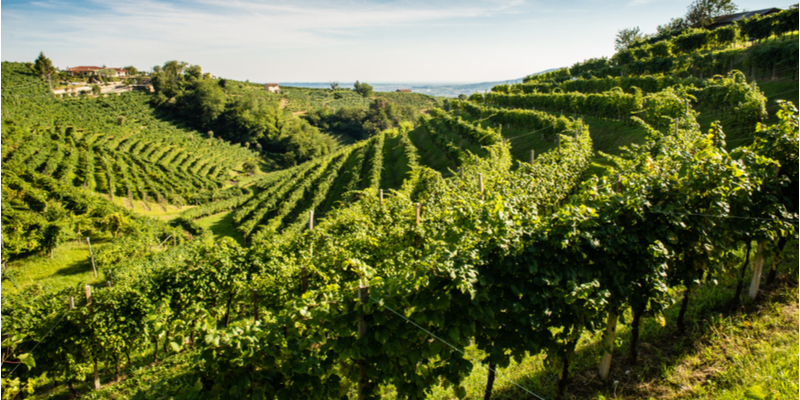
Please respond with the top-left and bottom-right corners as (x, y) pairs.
(396, 89), (412, 93)
(66, 66), (101, 77)
(65, 66), (128, 78)
(265, 83), (280, 93)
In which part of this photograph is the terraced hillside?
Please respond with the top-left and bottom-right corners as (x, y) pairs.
(1, 62), (259, 257)
(180, 34), (797, 246)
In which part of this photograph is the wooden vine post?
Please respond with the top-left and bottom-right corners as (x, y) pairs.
(674, 118), (679, 136)
(598, 173), (622, 380)
(748, 242), (766, 299)
(84, 284), (101, 389)
(459, 167), (464, 180)
(558, 135), (561, 155)
(379, 189), (383, 207)
(69, 296), (75, 310)
(530, 149), (535, 164)
(87, 237), (98, 278)
(357, 285), (370, 400)
(749, 165), (780, 300)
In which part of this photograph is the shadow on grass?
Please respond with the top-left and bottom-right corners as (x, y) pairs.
(52, 257), (94, 277)
(197, 211), (243, 245)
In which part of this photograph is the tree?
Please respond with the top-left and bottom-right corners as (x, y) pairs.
(95, 69), (117, 79)
(330, 81), (339, 90)
(615, 27), (644, 51)
(656, 18), (688, 36)
(685, 0), (738, 27)
(185, 65), (202, 81)
(33, 52), (56, 79)
(163, 60), (188, 78)
(458, 94), (468, 100)
(123, 66), (139, 76)
(191, 79), (226, 125)
(354, 81), (373, 97)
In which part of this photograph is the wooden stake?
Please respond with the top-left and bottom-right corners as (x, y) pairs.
(107, 281), (111, 288)
(94, 357), (100, 389)
(358, 285), (370, 400)
(301, 266), (308, 293)
(69, 296), (75, 310)
(459, 167), (463, 180)
(85, 285), (92, 307)
(415, 203), (421, 226)
(674, 118), (679, 136)
(87, 237), (98, 278)
(530, 149), (535, 164)
(749, 242), (766, 299)
(598, 309), (617, 379)
(478, 174), (484, 201)
(379, 189), (383, 206)
(600, 173), (623, 379)
(309, 210), (314, 232)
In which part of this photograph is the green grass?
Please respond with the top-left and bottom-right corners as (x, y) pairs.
(379, 133), (406, 190)
(195, 211), (241, 244)
(1, 238), (112, 295)
(109, 196), (191, 221)
(407, 126), (458, 176)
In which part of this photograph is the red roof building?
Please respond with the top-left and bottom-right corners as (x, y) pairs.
(65, 66), (128, 78)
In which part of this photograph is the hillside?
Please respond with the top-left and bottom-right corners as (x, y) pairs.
(1, 10), (798, 400)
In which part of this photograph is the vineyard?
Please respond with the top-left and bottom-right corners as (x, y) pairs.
(1, 23), (799, 400)
(1, 62), (259, 258)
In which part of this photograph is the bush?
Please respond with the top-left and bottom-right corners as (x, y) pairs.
(242, 160), (258, 174)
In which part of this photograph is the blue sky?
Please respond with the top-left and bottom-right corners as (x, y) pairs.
(1, 0), (785, 83)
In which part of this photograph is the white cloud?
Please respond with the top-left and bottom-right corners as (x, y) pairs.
(17, 0), (523, 50)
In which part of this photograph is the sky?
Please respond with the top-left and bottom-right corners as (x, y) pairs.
(1, 0), (786, 83)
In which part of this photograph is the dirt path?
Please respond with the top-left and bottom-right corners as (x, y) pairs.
(279, 98), (289, 109)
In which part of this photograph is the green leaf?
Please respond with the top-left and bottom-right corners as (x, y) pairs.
(744, 385), (766, 399)
(170, 342), (181, 352)
(18, 353), (35, 369)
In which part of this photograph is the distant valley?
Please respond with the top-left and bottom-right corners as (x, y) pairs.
(278, 69), (556, 97)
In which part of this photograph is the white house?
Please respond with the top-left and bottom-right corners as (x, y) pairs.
(265, 83), (280, 93)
